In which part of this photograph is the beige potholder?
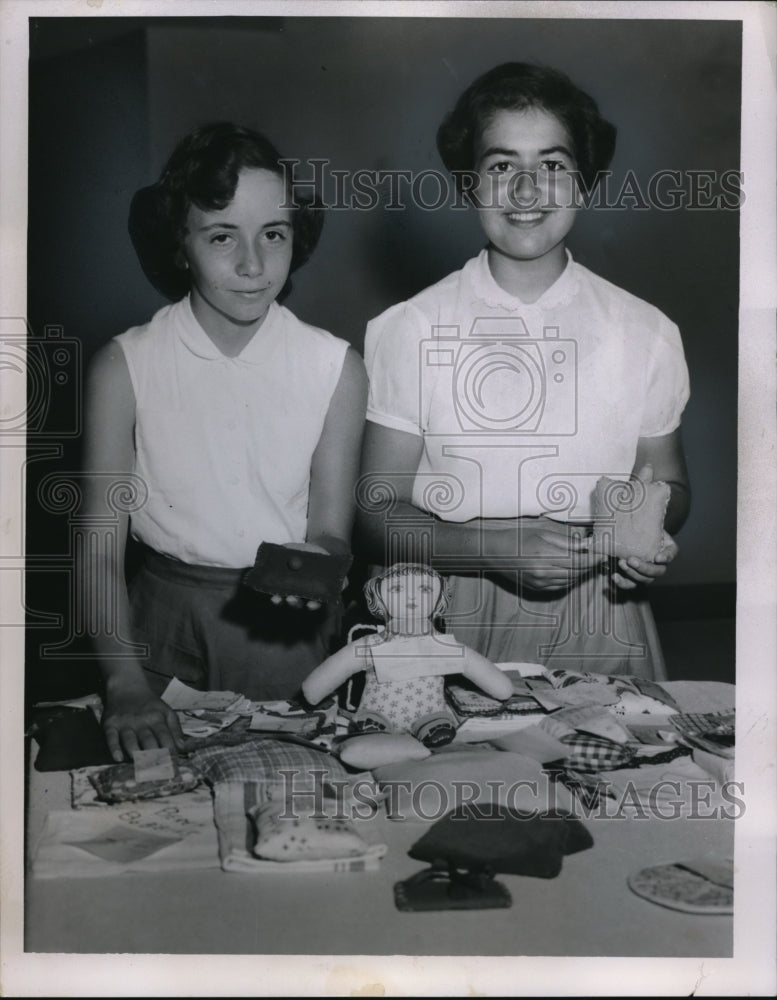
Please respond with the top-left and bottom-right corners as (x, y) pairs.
(592, 475), (670, 561)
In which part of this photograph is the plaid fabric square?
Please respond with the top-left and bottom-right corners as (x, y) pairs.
(190, 737), (349, 790)
(669, 710), (735, 758)
(558, 733), (634, 773)
(670, 710), (735, 738)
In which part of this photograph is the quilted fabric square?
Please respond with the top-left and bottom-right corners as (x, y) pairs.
(190, 737), (349, 788)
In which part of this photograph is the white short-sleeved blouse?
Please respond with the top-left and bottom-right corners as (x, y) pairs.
(365, 250), (689, 523)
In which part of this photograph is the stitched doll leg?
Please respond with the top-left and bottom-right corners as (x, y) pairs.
(412, 712), (459, 749)
(349, 710), (394, 734)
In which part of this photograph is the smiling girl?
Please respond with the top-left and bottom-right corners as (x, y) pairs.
(82, 123), (367, 760)
(359, 63), (690, 680)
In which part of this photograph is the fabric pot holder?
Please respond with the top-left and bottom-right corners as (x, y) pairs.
(243, 541), (352, 605)
(89, 756), (202, 803)
(407, 804), (594, 879)
(627, 856), (734, 914)
(31, 708), (114, 771)
(395, 805), (593, 911)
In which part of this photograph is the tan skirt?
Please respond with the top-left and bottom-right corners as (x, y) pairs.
(444, 570), (667, 680)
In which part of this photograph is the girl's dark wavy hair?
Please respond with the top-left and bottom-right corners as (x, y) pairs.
(437, 62), (617, 195)
(128, 122), (324, 301)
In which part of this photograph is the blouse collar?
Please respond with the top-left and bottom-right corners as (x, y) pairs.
(467, 247), (580, 312)
(174, 297), (281, 365)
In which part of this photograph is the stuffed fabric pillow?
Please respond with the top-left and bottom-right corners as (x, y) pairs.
(190, 737), (349, 788)
(372, 747), (576, 821)
(250, 799), (371, 862)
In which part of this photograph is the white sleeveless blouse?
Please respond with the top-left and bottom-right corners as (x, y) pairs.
(115, 297), (348, 567)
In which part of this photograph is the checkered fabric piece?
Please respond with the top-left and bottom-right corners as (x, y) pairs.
(669, 710), (735, 758)
(670, 710), (735, 737)
(558, 733), (635, 773)
(190, 737), (349, 790)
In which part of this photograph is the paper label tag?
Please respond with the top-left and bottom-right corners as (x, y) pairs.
(368, 634), (464, 684)
(249, 713), (317, 734)
(132, 747), (176, 782)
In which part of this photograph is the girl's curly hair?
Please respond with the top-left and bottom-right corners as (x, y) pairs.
(128, 122), (324, 301)
(437, 62), (617, 196)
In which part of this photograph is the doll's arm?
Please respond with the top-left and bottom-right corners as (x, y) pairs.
(459, 648), (514, 701)
(302, 642), (367, 706)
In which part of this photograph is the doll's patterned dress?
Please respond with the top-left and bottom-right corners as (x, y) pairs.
(358, 669), (453, 733)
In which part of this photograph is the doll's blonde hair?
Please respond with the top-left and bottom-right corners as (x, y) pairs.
(364, 563), (451, 622)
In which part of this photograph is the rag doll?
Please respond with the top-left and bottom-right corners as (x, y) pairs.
(302, 563), (513, 768)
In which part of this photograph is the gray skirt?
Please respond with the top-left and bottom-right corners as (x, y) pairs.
(444, 570), (667, 680)
(128, 546), (339, 701)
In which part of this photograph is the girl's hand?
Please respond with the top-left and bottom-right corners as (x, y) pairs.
(103, 678), (185, 762)
(612, 531), (678, 590)
(517, 523), (600, 592)
(269, 541), (331, 611)
(484, 517), (602, 592)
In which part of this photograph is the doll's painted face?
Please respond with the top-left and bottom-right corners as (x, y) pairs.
(381, 571), (442, 628)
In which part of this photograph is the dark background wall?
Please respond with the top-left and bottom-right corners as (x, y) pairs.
(26, 15), (740, 696)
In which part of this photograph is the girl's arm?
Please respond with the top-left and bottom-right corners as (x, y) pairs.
(82, 343), (184, 760)
(356, 421), (595, 592)
(613, 427), (691, 589)
(306, 347), (368, 555)
(301, 641), (366, 705)
(274, 348), (368, 610)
